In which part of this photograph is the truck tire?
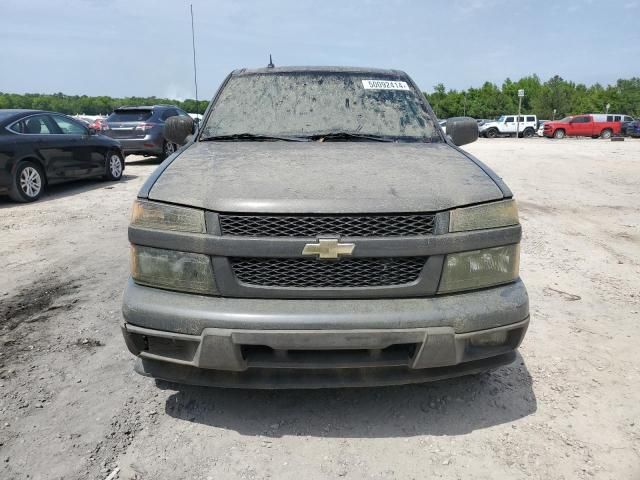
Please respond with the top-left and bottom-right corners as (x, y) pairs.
(553, 129), (566, 139)
(523, 128), (535, 138)
(600, 129), (612, 139)
(485, 128), (498, 138)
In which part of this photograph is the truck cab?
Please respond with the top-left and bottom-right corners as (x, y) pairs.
(479, 115), (537, 138)
(543, 114), (622, 139)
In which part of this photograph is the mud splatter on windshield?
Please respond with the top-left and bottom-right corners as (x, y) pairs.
(201, 72), (438, 141)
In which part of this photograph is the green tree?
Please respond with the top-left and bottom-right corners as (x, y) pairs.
(2, 75), (640, 120)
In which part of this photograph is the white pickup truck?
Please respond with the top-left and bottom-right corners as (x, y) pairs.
(479, 115), (537, 138)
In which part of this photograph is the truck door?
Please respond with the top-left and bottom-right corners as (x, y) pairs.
(570, 115), (591, 136)
(613, 115), (622, 134)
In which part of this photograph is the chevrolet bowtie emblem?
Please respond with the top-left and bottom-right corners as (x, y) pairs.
(302, 238), (355, 260)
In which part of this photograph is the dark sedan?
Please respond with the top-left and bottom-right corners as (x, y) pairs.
(0, 109), (124, 202)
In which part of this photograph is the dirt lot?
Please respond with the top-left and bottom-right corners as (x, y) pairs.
(0, 138), (639, 479)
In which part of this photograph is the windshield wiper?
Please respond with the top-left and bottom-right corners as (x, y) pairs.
(306, 132), (395, 142)
(200, 133), (307, 142)
(201, 132), (433, 143)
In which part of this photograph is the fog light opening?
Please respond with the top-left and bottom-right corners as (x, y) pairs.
(469, 331), (509, 348)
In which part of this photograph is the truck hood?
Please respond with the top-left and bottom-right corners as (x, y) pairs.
(147, 141), (504, 213)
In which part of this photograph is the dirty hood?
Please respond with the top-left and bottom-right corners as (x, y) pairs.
(148, 141), (504, 213)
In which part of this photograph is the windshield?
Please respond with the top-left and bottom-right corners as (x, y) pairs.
(108, 110), (153, 122)
(200, 72), (438, 141)
(559, 117), (572, 122)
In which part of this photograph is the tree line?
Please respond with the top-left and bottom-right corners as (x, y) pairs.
(425, 75), (640, 120)
(1, 75), (639, 120)
(0, 93), (207, 116)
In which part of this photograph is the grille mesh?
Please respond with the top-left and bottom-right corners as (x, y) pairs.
(230, 257), (427, 288)
(219, 214), (436, 237)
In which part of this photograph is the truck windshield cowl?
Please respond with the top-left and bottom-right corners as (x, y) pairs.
(200, 72), (440, 142)
(201, 132), (402, 143)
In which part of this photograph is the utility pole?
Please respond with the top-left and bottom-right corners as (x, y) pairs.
(517, 89), (524, 139)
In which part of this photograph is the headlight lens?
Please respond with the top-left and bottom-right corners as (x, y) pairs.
(131, 199), (205, 233)
(131, 245), (217, 295)
(438, 244), (520, 293)
(449, 199), (519, 232)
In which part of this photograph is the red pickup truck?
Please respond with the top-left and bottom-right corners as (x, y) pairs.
(543, 114), (623, 139)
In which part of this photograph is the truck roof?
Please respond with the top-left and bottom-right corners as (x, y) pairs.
(232, 65), (406, 77)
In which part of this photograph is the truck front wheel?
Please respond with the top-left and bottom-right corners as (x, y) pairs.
(600, 129), (612, 139)
(485, 128), (498, 138)
(553, 129), (566, 139)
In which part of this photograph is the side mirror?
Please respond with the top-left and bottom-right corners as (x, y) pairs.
(446, 116), (478, 147)
(164, 116), (195, 146)
(88, 127), (97, 135)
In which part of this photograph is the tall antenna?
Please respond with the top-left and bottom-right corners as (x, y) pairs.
(190, 4), (200, 114)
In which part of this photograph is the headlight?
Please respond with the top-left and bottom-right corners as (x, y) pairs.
(438, 244), (520, 293)
(449, 199), (519, 232)
(131, 245), (218, 295)
(131, 199), (205, 233)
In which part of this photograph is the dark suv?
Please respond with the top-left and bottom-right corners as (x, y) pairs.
(103, 105), (190, 159)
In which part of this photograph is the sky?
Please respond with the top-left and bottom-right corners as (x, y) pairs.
(1, 0), (639, 99)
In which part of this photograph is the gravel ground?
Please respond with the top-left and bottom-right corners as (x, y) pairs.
(0, 138), (639, 479)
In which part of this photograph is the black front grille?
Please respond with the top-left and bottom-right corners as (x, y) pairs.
(219, 214), (436, 237)
(230, 257), (427, 288)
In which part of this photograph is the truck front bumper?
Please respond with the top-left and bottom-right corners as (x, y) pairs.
(122, 279), (529, 388)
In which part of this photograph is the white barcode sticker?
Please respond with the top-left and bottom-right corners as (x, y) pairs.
(362, 79), (411, 91)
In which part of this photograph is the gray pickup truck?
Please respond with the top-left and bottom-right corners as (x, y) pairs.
(121, 66), (529, 388)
